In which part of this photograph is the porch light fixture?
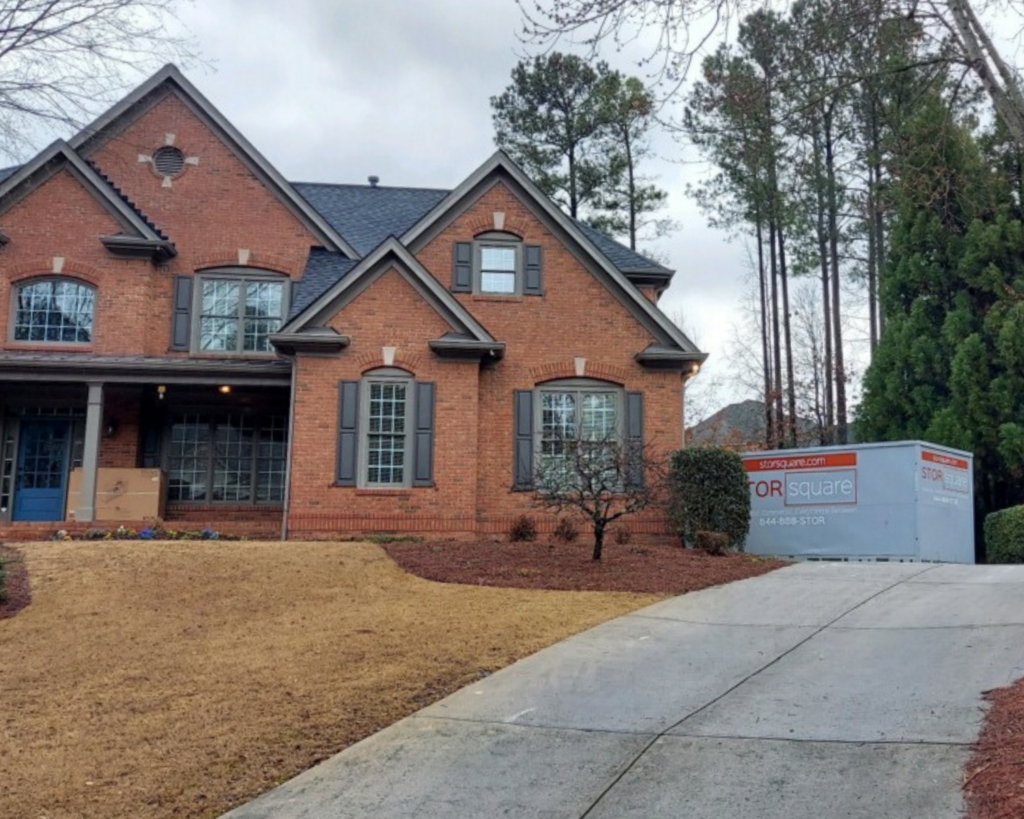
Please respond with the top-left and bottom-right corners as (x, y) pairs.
(218, 385), (232, 395)
(157, 384), (167, 400)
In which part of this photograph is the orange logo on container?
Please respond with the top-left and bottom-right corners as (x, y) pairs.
(922, 451), (969, 470)
(745, 453), (857, 473)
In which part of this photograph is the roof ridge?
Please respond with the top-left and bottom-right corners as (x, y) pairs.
(292, 181), (452, 193)
(85, 160), (170, 242)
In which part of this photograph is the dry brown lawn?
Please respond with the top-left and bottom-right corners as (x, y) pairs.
(0, 541), (662, 819)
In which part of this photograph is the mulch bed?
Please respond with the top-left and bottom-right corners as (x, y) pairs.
(381, 538), (786, 594)
(0, 545), (31, 620)
(965, 680), (1024, 819)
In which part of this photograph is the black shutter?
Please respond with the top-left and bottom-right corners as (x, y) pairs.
(524, 244), (544, 295)
(170, 276), (193, 351)
(413, 381), (436, 487)
(336, 381), (359, 486)
(513, 390), (534, 491)
(625, 392), (645, 489)
(452, 242), (472, 292)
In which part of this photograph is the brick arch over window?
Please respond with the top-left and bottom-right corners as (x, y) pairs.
(193, 251), (302, 277)
(355, 350), (423, 375)
(529, 361), (632, 385)
(465, 213), (530, 238)
(9, 259), (104, 286)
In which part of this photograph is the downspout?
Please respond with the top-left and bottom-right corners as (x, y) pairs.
(681, 377), (687, 449)
(280, 354), (298, 541)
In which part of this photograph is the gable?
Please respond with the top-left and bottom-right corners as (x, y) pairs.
(287, 240), (495, 338)
(405, 162), (702, 362)
(1, 168), (123, 244)
(70, 65), (357, 259)
(326, 266), (453, 346)
(0, 142), (175, 262)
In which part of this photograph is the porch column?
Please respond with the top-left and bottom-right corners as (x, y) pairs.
(77, 382), (104, 522)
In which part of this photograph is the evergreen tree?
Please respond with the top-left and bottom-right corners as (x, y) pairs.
(491, 53), (669, 245)
(860, 95), (1024, 552)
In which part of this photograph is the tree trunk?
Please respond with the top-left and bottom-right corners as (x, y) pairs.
(813, 119), (835, 444)
(568, 143), (579, 218)
(778, 227), (797, 447)
(768, 216), (784, 449)
(625, 127), (637, 250)
(824, 108), (848, 444)
(869, 95), (885, 347)
(755, 210), (772, 448)
(765, 127), (796, 448)
(945, 0), (1024, 150)
(592, 523), (605, 561)
(867, 177), (878, 354)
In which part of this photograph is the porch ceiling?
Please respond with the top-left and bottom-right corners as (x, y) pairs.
(0, 352), (291, 386)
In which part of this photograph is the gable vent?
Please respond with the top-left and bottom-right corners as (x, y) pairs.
(153, 146), (186, 177)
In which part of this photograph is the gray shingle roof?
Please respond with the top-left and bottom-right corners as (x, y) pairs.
(574, 220), (671, 274)
(290, 248), (358, 319)
(293, 183), (449, 257)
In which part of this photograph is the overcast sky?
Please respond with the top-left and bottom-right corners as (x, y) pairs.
(167, 0), (759, 412)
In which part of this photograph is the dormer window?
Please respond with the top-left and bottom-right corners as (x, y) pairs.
(451, 233), (544, 297)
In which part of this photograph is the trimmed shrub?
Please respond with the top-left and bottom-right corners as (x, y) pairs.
(668, 447), (751, 550)
(552, 517), (579, 544)
(695, 530), (730, 556)
(984, 505), (1024, 563)
(508, 514), (538, 542)
(614, 525), (633, 546)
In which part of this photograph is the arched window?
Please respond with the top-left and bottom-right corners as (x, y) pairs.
(13, 279), (96, 343)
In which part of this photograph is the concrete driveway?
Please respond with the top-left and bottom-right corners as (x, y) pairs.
(222, 562), (1024, 819)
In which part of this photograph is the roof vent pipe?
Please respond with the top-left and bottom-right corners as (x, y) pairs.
(368, 175), (380, 188)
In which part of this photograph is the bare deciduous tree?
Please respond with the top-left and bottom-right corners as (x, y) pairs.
(0, 0), (195, 159)
(516, 0), (1024, 148)
(532, 432), (663, 560)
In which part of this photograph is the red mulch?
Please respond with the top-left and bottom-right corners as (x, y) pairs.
(0, 545), (31, 620)
(381, 538), (786, 594)
(965, 680), (1024, 819)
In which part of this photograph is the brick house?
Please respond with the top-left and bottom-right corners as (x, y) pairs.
(0, 65), (705, 540)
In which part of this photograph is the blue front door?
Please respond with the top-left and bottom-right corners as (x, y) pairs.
(13, 420), (72, 522)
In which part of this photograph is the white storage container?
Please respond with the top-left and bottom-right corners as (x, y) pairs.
(741, 441), (974, 563)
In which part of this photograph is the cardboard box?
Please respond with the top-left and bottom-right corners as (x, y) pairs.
(66, 468), (166, 522)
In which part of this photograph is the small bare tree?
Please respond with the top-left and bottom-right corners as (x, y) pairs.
(0, 0), (196, 159)
(532, 432), (662, 561)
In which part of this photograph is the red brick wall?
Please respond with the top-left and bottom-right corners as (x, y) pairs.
(0, 171), (155, 354)
(98, 387), (142, 468)
(0, 88), (321, 359)
(418, 181), (682, 532)
(1, 85), (685, 540)
(287, 183), (683, 538)
(287, 266), (482, 537)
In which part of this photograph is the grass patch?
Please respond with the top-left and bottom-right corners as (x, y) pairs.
(0, 540), (659, 819)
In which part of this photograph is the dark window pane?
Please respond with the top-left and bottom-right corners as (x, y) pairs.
(14, 280), (95, 343)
